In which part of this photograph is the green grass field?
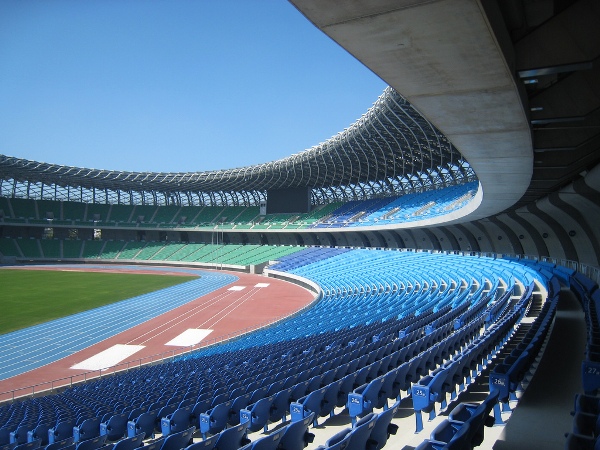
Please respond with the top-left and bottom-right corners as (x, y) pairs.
(0, 269), (197, 335)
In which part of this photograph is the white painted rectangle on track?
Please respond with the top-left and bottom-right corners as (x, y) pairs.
(254, 283), (270, 288)
(165, 329), (213, 346)
(228, 286), (246, 291)
(71, 344), (145, 370)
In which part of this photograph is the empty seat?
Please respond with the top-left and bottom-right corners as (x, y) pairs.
(27, 424), (50, 446)
(158, 427), (195, 450)
(237, 426), (286, 450)
(212, 422), (251, 449)
(277, 412), (315, 450)
(110, 433), (144, 450)
(73, 435), (106, 450)
(48, 422), (75, 445)
(367, 401), (400, 450)
(44, 438), (75, 450)
(126, 411), (157, 440)
(14, 439), (42, 450)
(99, 414), (128, 442)
(73, 418), (101, 443)
(160, 406), (194, 437)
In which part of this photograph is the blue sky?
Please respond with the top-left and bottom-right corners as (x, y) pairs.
(0, 0), (387, 173)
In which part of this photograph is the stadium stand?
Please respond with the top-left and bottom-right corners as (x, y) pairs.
(0, 248), (565, 450)
(0, 2), (597, 449)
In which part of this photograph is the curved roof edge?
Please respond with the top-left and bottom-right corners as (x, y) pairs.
(289, 0), (533, 224)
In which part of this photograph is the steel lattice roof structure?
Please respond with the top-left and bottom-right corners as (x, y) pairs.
(0, 87), (475, 207)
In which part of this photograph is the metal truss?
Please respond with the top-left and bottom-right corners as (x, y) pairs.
(0, 87), (477, 206)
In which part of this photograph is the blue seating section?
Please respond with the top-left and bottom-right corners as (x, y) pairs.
(310, 181), (478, 228)
(0, 249), (566, 450)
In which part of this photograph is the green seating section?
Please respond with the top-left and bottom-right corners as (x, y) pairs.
(86, 203), (111, 222)
(172, 206), (201, 225)
(62, 201), (87, 222)
(16, 238), (41, 257)
(40, 239), (61, 258)
(0, 236), (305, 266)
(63, 240), (83, 258)
(149, 242), (186, 260)
(164, 242), (205, 261)
(131, 205), (157, 223)
(0, 197), (11, 218)
(99, 241), (125, 259)
(81, 240), (104, 258)
(233, 206), (260, 224)
(117, 241), (147, 259)
(0, 237), (20, 257)
(109, 204), (135, 223)
(151, 205), (180, 224)
(10, 198), (37, 219)
(133, 242), (164, 260)
(37, 200), (62, 220)
(0, 198), (351, 231)
(193, 206), (225, 225)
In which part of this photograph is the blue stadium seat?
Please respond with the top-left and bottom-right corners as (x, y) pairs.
(347, 376), (386, 425)
(126, 411), (157, 439)
(110, 434), (144, 450)
(367, 401), (400, 450)
(277, 412), (315, 450)
(269, 388), (293, 424)
(199, 401), (233, 438)
(414, 422), (471, 450)
(73, 435), (106, 450)
(14, 439), (41, 450)
(10, 426), (32, 445)
(240, 396), (275, 433)
(44, 437), (74, 450)
(345, 413), (377, 450)
(160, 405), (194, 437)
(99, 414), (127, 442)
(48, 421), (75, 445)
(448, 390), (498, 448)
(564, 433), (598, 450)
(159, 427), (195, 450)
(73, 418), (100, 443)
(290, 387), (328, 427)
(27, 424), (50, 446)
(238, 426), (286, 450)
(210, 423), (249, 450)
(314, 428), (351, 450)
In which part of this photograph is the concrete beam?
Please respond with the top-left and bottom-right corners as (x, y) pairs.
(290, 0), (533, 222)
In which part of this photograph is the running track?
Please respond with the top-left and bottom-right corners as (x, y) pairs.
(0, 265), (316, 400)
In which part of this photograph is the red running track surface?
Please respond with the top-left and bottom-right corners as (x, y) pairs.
(0, 266), (317, 401)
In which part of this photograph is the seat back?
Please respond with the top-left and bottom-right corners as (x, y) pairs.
(44, 437), (75, 450)
(48, 421), (75, 445)
(73, 435), (106, 450)
(213, 423), (249, 450)
(14, 439), (42, 450)
(100, 414), (128, 442)
(368, 401), (400, 450)
(243, 426), (286, 450)
(159, 427), (195, 450)
(111, 433), (145, 450)
(278, 412), (315, 450)
(126, 411), (157, 439)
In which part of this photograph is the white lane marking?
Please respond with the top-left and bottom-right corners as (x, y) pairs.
(70, 344), (145, 370)
(165, 329), (213, 346)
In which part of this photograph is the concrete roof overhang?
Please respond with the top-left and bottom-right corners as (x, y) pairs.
(290, 0), (533, 223)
